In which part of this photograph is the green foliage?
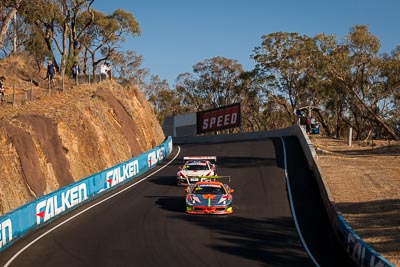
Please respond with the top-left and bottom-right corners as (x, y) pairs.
(0, 2), (398, 140)
(176, 56), (244, 111)
(111, 50), (148, 85)
(112, 9), (141, 38)
(145, 75), (189, 123)
(25, 28), (52, 69)
(325, 25), (399, 139)
(1, 1), (141, 78)
(79, 8), (141, 76)
(173, 56), (293, 132)
(249, 26), (400, 140)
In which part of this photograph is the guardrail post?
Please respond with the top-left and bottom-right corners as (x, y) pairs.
(347, 127), (352, 146)
(48, 75), (51, 95)
(12, 84), (16, 107)
(30, 80), (33, 101)
(62, 72), (65, 91)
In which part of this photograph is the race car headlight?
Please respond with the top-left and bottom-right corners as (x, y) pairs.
(218, 195), (228, 204)
(186, 195), (200, 205)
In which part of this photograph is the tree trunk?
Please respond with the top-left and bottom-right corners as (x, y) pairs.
(350, 87), (399, 140)
(0, 1), (22, 50)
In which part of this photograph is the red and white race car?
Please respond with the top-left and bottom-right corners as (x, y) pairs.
(177, 156), (217, 186)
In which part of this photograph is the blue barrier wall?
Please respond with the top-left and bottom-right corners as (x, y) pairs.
(337, 215), (394, 267)
(0, 136), (173, 251)
(294, 129), (394, 267)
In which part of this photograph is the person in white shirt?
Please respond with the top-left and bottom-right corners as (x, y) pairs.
(100, 63), (109, 81)
(311, 117), (316, 127)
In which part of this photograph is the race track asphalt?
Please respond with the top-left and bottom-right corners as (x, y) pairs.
(0, 137), (357, 267)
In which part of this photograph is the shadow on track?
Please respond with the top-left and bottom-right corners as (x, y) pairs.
(173, 214), (313, 266)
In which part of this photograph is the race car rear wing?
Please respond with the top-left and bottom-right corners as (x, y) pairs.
(198, 175), (231, 182)
(183, 156), (217, 162)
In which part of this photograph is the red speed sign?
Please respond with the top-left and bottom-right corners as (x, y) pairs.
(196, 103), (241, 134)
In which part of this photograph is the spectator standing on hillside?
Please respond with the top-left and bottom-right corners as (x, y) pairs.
(311, 116), (316, 127)
(106, 62), (112, 80)
(305, 116), (311, 134)
(46, 60), (56, 88)
(0, 76), (6, 103)
(100, 62), (109, 81)
(71, 62), (81, 80)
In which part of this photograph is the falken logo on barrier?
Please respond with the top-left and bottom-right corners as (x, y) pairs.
(106, 160), (139, 188)
(0, 218), (12, 248)
(346, 233), (390, 267)
(148, 147), (165, 167)
(36, 183), (88, 225)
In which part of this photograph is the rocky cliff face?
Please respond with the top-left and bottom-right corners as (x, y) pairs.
(0, 82), (165, 214)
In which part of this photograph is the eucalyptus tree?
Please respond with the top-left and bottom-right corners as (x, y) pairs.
(110, 50), (149, 86)
(79, 8), (140, 77)
(327, 25), (399, 140)
(0, 0), (23, 51)
(144, 75), (169, 101)
(25, 27), (52, 71)
(252, 32), (322, 122)
(20, 0), (60, 70)
(174, 56), (293, 132)
(312, 33), (348, 137)
(0, 0), (30, 57)
(69, 0), (95, 64)
(145, 75), (188, 123)
(15, 1), (140, 79)
(175, 72), (201, 112)
(237, 70), (268, 131)
(18, 0), (96, 77)
(380, 46), (400, 136)
(238, 69), (292, 131)
(0, 0), (50, 69)
(175, 56), (244, 111)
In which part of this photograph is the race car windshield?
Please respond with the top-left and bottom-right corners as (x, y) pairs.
(193, 185), (226, 194)
(186, 165), (209, 171)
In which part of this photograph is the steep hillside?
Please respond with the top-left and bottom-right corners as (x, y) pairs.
(0, 55), (165, 215)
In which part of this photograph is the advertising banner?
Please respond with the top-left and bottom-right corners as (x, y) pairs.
(0, 137), (173, 252)
(196, 103), (241, 134)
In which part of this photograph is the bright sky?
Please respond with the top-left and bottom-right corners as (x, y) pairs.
(92, 0), (400, 86)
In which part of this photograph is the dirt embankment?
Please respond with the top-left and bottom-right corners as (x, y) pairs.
(311, 136), (400, 266)
(0, 81), (165, 215)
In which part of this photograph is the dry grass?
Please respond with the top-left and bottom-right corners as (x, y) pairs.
(0, 51), (81, 109)
(311, 135), (400, 265)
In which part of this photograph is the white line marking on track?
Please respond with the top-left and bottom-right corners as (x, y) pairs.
(4, 146), (181, 267)
(280, 137), (320, 267)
